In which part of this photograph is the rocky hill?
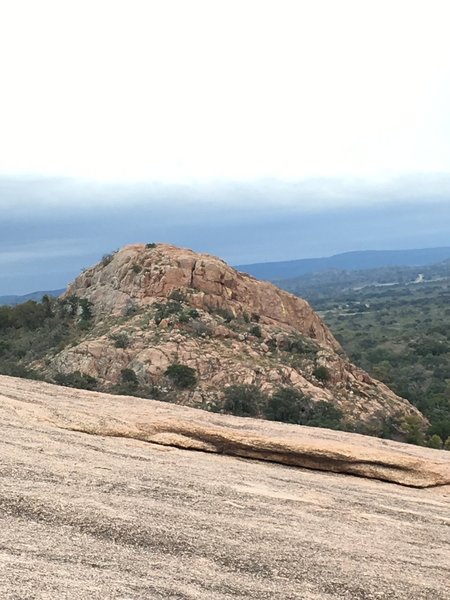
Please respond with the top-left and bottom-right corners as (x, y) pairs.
(0, 375), (449, 599)
(37, 243), (425, 432)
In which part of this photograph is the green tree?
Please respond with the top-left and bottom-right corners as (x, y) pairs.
(306, 401), (343, 429)
(223, 384), (266, 417)
(111, 333), (130, 348)
(54, 371), (98, 390)
(265, 387), (312, 424)
(427, 434), (443, 449)
(121, 368), (139, 387)
(403, 416), (426, 446)
(165, 364), (197, 388)
(249, 325), (262, 338)
(313, 365), (331, 382)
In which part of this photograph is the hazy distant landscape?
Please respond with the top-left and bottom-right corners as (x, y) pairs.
(273, 258), (450, 447)
(237, 246), (450, 281)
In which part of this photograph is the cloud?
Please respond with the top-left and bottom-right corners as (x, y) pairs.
(2, 173), (450, 218)
(0, 240), (87, 265)
(1, 172), (449, 294)
(1, 174), (450, 295)
(1, 1), (450, 182)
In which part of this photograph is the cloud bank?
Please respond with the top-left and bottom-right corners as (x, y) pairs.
(1, 175), (449, 295)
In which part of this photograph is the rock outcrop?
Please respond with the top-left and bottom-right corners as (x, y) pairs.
(1, 375), (448, 487)
(39, 243), (425, 429)
(1, 375), (449, 599)
(66, 243), (339, 349)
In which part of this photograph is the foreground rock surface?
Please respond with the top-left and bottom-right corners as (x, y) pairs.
(1, 376), (448, 489)
(0, 376), (449, 600)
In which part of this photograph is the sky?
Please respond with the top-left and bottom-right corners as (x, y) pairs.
(1, 1), (450, 294)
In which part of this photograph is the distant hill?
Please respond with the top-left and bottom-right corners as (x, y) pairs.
(236, 247), (450, 281)
(0, 289), (65, 306)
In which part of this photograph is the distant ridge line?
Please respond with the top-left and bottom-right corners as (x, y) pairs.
(236, 247), (450, 282)
(0, 289), (65, 306)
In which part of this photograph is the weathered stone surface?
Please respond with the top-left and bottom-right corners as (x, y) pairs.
(1, 376), (448, 488)
(65, 243), (340, 348)
(39, 243), (426, 429)
(0, 375), (449, 600)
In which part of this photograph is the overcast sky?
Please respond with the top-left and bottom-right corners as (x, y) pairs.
(1, 1), (450, 294)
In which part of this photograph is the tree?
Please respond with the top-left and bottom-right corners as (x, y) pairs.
(306, 401), (343, 429)
(165, 364), (197, 388)
(313, 365), (331, 382)
(121, 368), (139, 386)
(427, 434), (443, 449)
(223, 384), (266, 417)
(265, 387), (312, 424)
(54, 371), (98, 390)
(403, 416), (426, 446)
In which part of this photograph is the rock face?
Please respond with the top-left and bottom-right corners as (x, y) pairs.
(42, 243), (425, 428)
(66, 243), (339, 348)
(0, 375), (449, 599)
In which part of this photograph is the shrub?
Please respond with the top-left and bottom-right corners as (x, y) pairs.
(427, 434), (443, 449)
(169, 289), (186, 302)
(154, 301), (183, 324)
(109, 369), (141, 397)
(223, 384), (267, 417)
(379, 415), (404, 439)
(54, 371), (98, 390)
(0, 340), (11, 355)
(403, 415), (426, 446)
(304, 401), (343, 429)
(286, 336), (318, 357)
(121, 368), (139, 386)
(178, 312), (190, 324)
(1, 364), (43, 380)
(249, 325), (262, 338)
(79, 298), (93, 322)
(111, 333), (130, 348)
(78, 319), (92, 331)
(124, 302), (139, 317)
(146, 243), (157, 249)
(266, 338), (277, 351)
(62, 295), (80, 317)
(428, 419), (450, 444)
(186, 319), (212, 337)
(101, 251), (117, 267)
(313, 365), (331, 382)
(165, 363), (197, 388)
(265, 387), (343, 429)
(132, 264), (142, 274)
(213, 307), (235, 322)
(5, 300), (47, 330)
(264, 387), (313, 424)
(178, 307), (200, 323)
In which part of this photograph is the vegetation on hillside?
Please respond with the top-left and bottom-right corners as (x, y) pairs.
(1, 271), (449, 449)
(0, 295), (93, 379)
